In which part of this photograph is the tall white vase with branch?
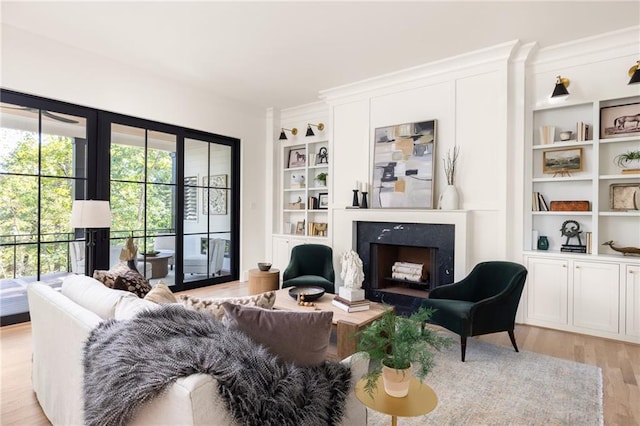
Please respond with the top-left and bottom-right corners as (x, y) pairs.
(439, 146), (460, 210)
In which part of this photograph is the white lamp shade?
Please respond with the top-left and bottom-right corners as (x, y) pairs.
(70, 200), (112, 228)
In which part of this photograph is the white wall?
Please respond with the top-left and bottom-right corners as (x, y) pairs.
(1, 24), (267, 278)
(320, 41), (520, 270)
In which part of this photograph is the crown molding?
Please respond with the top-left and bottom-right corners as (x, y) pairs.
(531, 26), (640, 70)
(319, 40), (520, 103)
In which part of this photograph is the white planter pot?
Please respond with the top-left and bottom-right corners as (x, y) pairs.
(381, 364), (412, 398)
(621, 158), (640, 170)
(438, 185), (460, 210)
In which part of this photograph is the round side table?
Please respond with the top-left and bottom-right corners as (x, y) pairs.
(248, 268), (280, 295)
(355, 377), (437, 426)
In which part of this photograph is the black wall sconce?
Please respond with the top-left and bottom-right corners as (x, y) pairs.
(628, 60), (640, 85)
(551, 75), (570, 98)
(279, 127), (298, 140)
(305, 122), (325, 137)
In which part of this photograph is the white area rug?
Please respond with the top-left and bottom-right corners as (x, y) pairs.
(366, 335), (603, 425)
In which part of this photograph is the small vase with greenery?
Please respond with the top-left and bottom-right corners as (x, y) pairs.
(315, 172), (328, 187)
(613, 150), (640, 169)
(356, 307), (452, 397)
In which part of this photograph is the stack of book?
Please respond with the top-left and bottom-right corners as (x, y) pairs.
(307, 196), (319, 209)
(575, 122), (591, 142)
(532, 192), (549, 211)
(332, 295), (370, 312)
(391, 261), (423, 282)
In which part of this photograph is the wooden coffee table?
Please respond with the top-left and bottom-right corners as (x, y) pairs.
(272, 288), (391, 359)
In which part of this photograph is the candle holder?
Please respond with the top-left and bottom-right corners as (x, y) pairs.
(352, 189), (360, 207)
(361, 192), (368, 209)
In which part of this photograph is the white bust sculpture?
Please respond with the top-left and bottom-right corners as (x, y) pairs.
(340, 250), (364, 289)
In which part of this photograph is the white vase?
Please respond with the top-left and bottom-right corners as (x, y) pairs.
(438, 185), (459, 210)
(381, 364), (412, 398)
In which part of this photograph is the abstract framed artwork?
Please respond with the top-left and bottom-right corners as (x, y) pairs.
(372, 120), (436, 208)
(202, 174), (228, 215)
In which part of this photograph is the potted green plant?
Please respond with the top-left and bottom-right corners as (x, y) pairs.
(613, 150), (640, 170)
(356, 307), (452, 398)
(315, 172), (328, 187)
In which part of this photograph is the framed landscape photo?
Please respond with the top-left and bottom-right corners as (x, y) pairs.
(287, 147), (306, 168)
(600, 102), (640, 139)
(543, 147), (583, 174)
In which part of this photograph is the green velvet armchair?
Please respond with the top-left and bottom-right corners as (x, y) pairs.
(422, 261), (528, 362)
(282, 244), (335, 294)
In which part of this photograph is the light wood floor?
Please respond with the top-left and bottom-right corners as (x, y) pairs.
(1, 281), (638, 425)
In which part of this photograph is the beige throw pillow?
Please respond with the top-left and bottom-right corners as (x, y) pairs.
(178, 291), (276, 320)
(144, 283), (178, 304)
(222, 302), (333, 367)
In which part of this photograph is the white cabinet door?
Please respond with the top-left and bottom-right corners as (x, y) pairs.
(572, 261), (619, 334)
(626, 265), (640, 339)
(272, 237), (292, 273)
(526, 257), (569, 326)
(272, 237), (308, 273)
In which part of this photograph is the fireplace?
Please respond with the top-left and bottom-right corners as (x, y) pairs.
(356, 221), (455, 315)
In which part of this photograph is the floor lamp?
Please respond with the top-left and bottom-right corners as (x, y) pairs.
(70, 200), (112, 276)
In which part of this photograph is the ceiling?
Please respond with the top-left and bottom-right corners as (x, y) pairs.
(1, 1), (638, 109)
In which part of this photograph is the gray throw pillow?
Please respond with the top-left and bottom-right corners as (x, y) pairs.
(222, 302), (333, 367)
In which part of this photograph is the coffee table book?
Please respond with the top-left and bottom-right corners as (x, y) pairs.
(332, 299), (370, 312)
(332, 295), (371, 312)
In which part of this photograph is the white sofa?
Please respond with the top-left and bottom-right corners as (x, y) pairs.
(27, 275), (369, 425)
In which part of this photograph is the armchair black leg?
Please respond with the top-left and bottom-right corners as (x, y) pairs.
(508, 330), (519, 352)
(460, 336), (467, 362)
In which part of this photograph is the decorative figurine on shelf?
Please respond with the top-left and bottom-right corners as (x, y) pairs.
(560, 220), (587, 253)
(602, 241), (640, 256)
(317, 147), (328, 164)
(290, 174), (305, 189)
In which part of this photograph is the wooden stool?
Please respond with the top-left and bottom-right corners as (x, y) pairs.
(248, 268), (280, 295)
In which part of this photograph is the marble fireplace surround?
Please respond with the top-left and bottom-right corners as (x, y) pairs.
(332, 209), (470, 287)
(357, 221), (455, 291)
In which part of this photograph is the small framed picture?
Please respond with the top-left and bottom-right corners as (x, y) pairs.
(543, 147), (583, 174)
(600, 102), (640, 139)
(295, 221), (305, 235)
(287, 147), (306, 168)
(318, 192), (329, 209)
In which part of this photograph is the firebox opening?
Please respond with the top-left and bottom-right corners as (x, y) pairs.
(371, 243), (435, 298)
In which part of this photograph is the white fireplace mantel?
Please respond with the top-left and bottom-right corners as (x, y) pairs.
(331, 208), (469, 287)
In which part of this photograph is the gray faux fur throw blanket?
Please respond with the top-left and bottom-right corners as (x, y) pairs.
(83, 305), (351, 426)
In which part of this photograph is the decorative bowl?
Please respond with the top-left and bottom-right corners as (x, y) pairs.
(141, 250), (160, 257)
(288, 286), (325, 302)
(257, 262), (272, 271)
(559, 131), (572, 141)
